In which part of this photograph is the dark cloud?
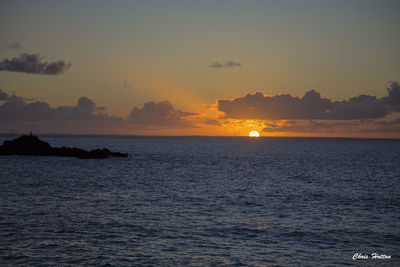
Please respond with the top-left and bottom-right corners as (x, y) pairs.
(128, 101), (197, 128)
(210, 61), (241, 69)
(0, 92), (122, 134)
(0, 53), (71, 75)
(0, 95), (115, 123)
(381, 81), (400, 111)
(5, 42), (22, 49)
(0, 89), (36, 103)
(218, 82), (400, 120)
(53, 97), (107, 121)
(0, 89), (9, 101)
(0, 89), (200, 133)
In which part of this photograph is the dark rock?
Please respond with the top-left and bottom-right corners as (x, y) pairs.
(0, 134), (128, 159)
(0, 135), (52, 155)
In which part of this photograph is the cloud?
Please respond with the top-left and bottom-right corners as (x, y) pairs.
(210, 61), (241, 69)
(263, 120), (348, 133)
(0, 95), (114, 123)
(128, 101), (197, 128)
(53, 97), (108, 121)
(0, 53), (71, 75)
(381, 81), (400, 111)
(2, 82), (399, 136)
(0, 88), (200, 134)
(5, 42), (22, 49)
(0, 92), (123, 134)
(0, 89), (9, 101)
(262, 116), (400, 135)
(218, 82), (400, 120)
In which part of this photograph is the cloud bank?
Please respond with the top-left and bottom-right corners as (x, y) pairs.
(0, 90), (121, 131)
(1, 82), (399, 136)
(0, 90), (197, 134)
(210, 61), (241, 69)
(0, 89), (123, 133)
(128, 101), (197, 127)
(218, 82), (400, 120)
(0, 53), (71, 75)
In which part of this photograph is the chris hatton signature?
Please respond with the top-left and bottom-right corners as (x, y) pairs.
(353, 253), (391, 260)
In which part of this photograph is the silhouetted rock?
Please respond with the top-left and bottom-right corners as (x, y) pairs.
(0, 134), (128, 159)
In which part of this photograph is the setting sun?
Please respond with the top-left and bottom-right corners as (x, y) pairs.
(249, 131), (260, 137)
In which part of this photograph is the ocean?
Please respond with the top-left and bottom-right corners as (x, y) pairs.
(0, 136), (399, 266)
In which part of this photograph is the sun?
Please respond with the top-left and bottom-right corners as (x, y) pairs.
(249, 130), (260, 137)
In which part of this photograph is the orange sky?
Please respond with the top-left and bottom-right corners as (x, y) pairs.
(0, 1), (399, 138)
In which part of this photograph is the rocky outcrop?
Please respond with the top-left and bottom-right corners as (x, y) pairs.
(0, 134), (128, 159)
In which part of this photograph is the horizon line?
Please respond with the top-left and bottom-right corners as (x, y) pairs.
(0, 133), (399, 141)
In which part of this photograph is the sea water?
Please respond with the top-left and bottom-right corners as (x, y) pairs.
(0, 136), (399, 266)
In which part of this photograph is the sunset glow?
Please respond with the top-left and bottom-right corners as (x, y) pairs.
(0, 1), (399, 138)
(0, 2), (399, 266)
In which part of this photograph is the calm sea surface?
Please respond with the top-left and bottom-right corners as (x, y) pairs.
(0, 136), (399, 266)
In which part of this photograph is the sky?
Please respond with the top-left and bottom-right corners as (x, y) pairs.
(0, 0), (399, 137)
